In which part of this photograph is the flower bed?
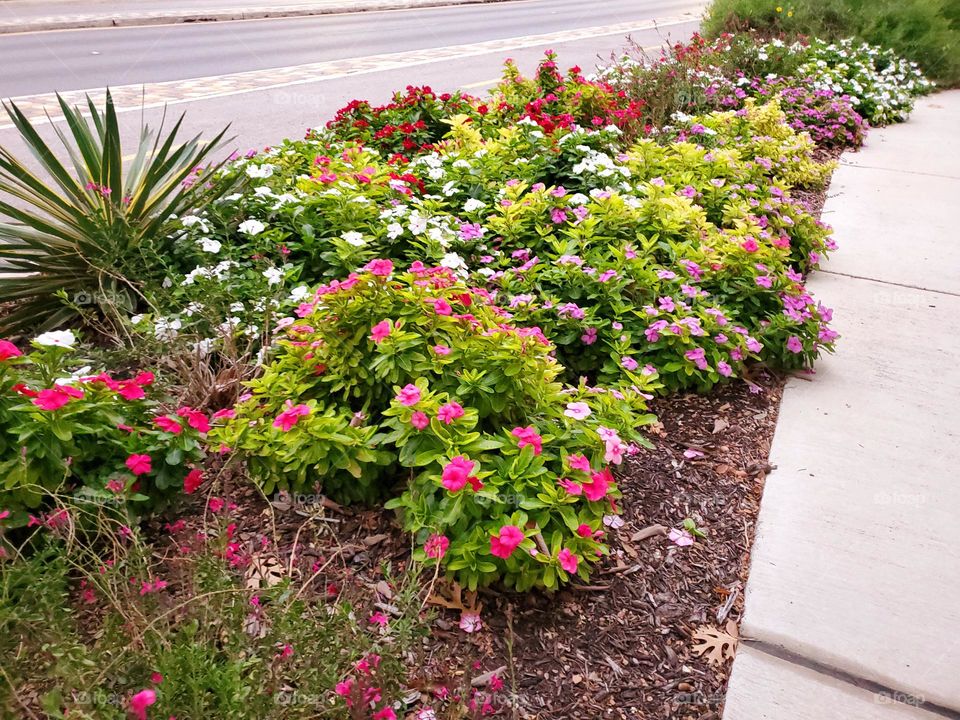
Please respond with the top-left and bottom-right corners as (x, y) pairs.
(0, 29), (935, 719)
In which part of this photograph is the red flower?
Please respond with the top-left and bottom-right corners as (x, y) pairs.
(184, 469), (203, 494)
(125, 454), (152, 476)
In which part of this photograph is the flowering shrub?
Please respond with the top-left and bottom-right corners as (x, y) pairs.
(0, 332), (205, 517)
(326, 85), (481, 159)
(210, 268), (653, 589)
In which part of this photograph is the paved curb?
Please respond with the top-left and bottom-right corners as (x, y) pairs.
(0, 0), (510, 34)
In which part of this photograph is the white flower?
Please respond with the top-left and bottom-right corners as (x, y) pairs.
(463, 198), (485, 212)
(341, 231), (366, 247)
(245, 164), (274, 179)
(408, 214), (428, 235)
(34, 330), (76, 348)
(289, 285), (310, 302)
(130, 314), (145, 325)
(199, 238), (222, 254)
(386, 222), (404, 240)
(154, 317), (182, 341)
(192, 338), (215, 355)
(262, 267), (283, 285)
(229, 302), (245, 313)
(253, 186), (274, 196)
(238, 219), (266, 236)
(440, 252), (467, 271)
(181, 215), (209, 233)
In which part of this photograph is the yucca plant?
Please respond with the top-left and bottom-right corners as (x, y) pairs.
(0, 90), (236, 336)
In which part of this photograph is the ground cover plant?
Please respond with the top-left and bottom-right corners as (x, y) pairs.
(0, 28), (937, 718)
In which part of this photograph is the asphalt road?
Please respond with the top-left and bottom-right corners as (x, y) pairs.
(0, 0), (704, 159)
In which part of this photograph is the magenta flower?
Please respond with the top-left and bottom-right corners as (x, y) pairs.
(511, 426), (543, 455)
(437, 402), (464, 424)
(685, 348), (709, 370)
(128, 689), (156, 720)
(32, 384), (83, 411)
(369, 319), (391, 344)
(433, 298), (453, 316)
(369, 611), (389, 627)
(0, 339), (22, 361)
(441, 456), (479, 492)
(490, 525), (524, 558)
(566, 454), (592, 473)
(273, 403), (311, 431)
(741, 238), (759, 252)
(717, 361), (733, 377)
(432, 344), (451, 355)
(581, 468), (612, 502)
(395, 384), (421, 406)
(125, 454), (152, 476)
(410, 411), (429, 430)
(576, 524), (593, 538)
(786, 336), (804, 353)
(557, 548), (579, 574)
(558, 478), (583, 495)
(364, 258), (394, 276)
(424, 534), (450, 559)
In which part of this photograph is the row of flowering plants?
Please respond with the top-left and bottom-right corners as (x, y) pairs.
(0, 331), (205, 520)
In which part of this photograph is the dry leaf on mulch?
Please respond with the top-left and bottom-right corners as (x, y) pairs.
(691, 620), (740, 666)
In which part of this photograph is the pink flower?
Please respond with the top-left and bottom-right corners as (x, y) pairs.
(335, 679), (354, 698)
(0, 339), (22, 361)
(32, 385), (83, 411)
(273, 403), (310, 431)
(576, 524), (593, 538)
(178, 407), (210, 433)
(432, 344), (451, 355)
(129, 689), (156, 720)
(150, 672), (163, 685)
(410, 411), (430, 430)
(369, 611), (389, 627)
(557, 548), (578, 574)
(621, 356), (639, 371)
(441, 456), (480, 492)
(184, 469), (203, 494)
(741, 238), (759, 253)
(558, 478), (582, 495)
(433, 298), (453, 316)
(566, 454), (592, 473)
(581, 468), (612, 502)
(786, 336), (803, 353)
(126, 454), (152, 476)
(564, 402), (591, 420)
(373, 709), (397, 720)
(511, 426), (542, 455)
(459, 612), (483, 633)
(395, 384), (421, 406)
(437, 402), (464, 424)
(208, 497), (225, 513)
(370, 320), (392, 344)
(683, 448), (704, 459)
(717, 361), (733, 377)
(364, 258), (394, 276)
(213, 407), (236, 420)
(489, 525), (524, 558)
(668, 528), (695, 546)
(154, 415), (183, 434)
(424, 534), (450, 559)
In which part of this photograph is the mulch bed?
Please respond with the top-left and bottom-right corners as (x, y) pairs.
(151, 368), (784, 720)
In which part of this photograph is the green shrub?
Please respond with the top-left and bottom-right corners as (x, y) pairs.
(210, 268), (653, 590)
(0, 92), (236, 334)
(703, 0), (960, 85)
(0, 332), (205, 515)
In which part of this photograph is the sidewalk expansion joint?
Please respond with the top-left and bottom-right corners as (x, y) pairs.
(743, 639), (960, 718)
(818, 269), (960, 298)
(838, 161), (960, 181)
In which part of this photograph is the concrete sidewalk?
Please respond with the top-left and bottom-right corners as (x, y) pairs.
(724, 91), (960, 719)
(0, 0), (508, 34)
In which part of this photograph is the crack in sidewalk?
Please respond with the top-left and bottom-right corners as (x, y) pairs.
(743, 639), (960, 718)
(819, 269), (960, 298)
